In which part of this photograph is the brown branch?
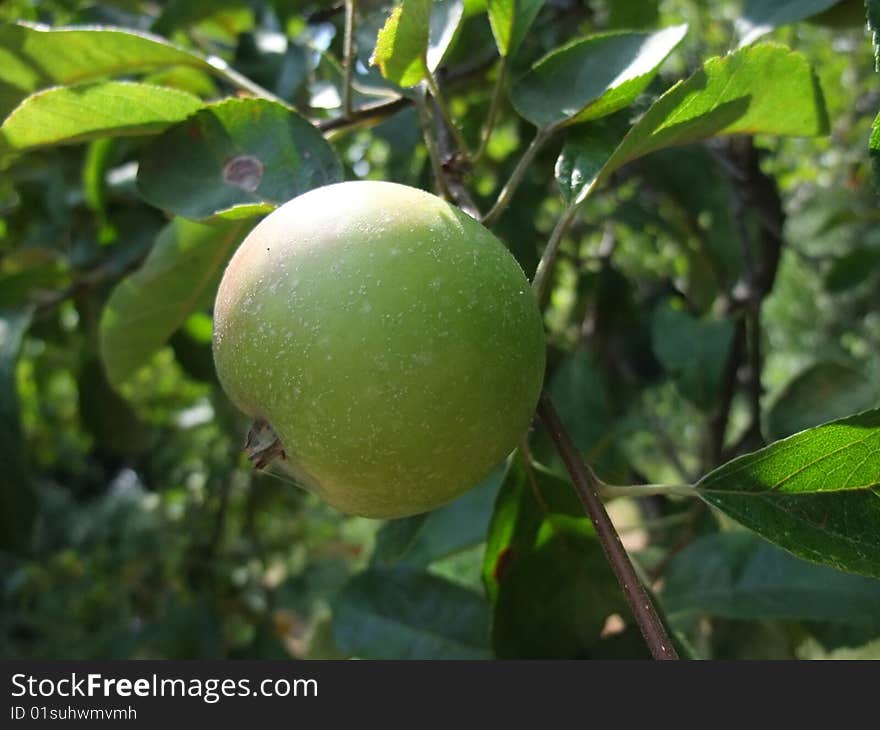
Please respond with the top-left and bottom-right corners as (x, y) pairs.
(317, 55), (497, 135)
(705, 318), (745, 469)
(536, 392), (679, 661)
(317, 96), (409, 132)
(717, 137), (786, 462)
(430, 95), (481, 219)
(704, 137), (787, 468)
(415, 93), (451, 199)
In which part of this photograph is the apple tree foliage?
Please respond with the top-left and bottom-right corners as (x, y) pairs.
(1, 0), (879, 659)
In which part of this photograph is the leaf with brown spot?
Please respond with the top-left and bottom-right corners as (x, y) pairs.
(137, 98), (342, 220)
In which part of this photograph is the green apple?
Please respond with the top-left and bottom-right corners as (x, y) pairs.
(213, 181), (545, 518)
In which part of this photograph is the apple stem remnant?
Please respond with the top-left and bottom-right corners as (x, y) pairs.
(244, 418), (287, 470)
(537, 392), (679, 661)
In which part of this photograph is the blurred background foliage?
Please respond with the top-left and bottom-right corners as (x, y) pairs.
(1, 0), (879, 660)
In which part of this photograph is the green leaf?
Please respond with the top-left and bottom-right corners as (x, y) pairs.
(482, 457), (635, 657)
(555, 116), (628, 205)
(510, 25), (687, 129)
(651, 302), (736, 412)
(735, 0), (842, 47)
(372, 514), (430, 565)
(482, 454), (586, 602)
(427, 0), (465, 72)
(0, 308), (36, 554)
(371, 0), (431, 87)
(697, 409), (880, 577)
(137, 98), (342, 220)
(576, 44), (829, 206)
(373, 463), (505, 568)
(663, 531), (880, 628)
(825, 246), (880, 292)
(611, 42), (829, 160)
(370, 0), (463, 88)
(0, 22), (213, 119)
(766, 362), (878, 441)
(0, 81), (202, 152)
(99, 217), (251, 388)
(332, 568), (491, 659)
(542, 347), (614, 461)
(487, 0), (545, 57)
(482, 455), (533, 603)
(492, 514), (628, 658)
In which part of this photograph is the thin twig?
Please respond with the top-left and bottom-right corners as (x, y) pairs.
(342, 0), (357, 118)
(206, 55), (287, 105)
(482, 126), (553, 227)
(710, 137), (785, 464)
(600, 482), (697, 499)
(537, 392), (679, 660)
(317, 96), (408, 132)
(532, 203), (579, 305)
(317, 53), (496, 135)
(472, 57), (507, 163)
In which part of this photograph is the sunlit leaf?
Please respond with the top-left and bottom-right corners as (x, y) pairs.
(571, 44), (828, 205)
(371, 0), (431, 87)
(510, 25), (687, 129)
(0, 81), (202, 152)
(0, 22), (213, 118)
(697, 409), (880, 577)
